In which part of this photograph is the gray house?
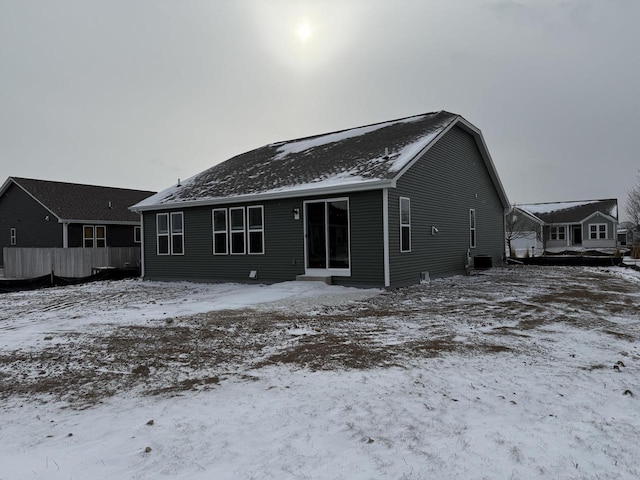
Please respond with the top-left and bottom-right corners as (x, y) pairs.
(131, 111), (510, 288)
(508, 199), (619, 256)
(0, 177), (155, 267)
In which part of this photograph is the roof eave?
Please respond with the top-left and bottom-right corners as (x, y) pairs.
(130, 178), (395, 212)
(56, 218), (142, 225)
(390, 116), (511, 209)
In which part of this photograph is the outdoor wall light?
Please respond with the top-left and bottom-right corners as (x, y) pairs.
(292, 208), (300, 220)
(432, 226), (439, 235)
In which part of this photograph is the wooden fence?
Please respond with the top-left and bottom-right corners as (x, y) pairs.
(3, 247), (141, 279)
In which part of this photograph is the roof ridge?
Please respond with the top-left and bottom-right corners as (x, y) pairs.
(267, 110), (453, 148)
(11, 176), (155, 193)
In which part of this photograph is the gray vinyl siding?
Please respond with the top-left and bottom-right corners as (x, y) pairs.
(143, 199), (306, 283)
(388, 125), (505, 286)
(330, 190), (385, 288)
(0, 183), (63, 265)
(143, 190), (386, 286)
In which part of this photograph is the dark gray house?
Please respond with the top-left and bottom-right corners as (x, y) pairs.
(131, 111), (510, 288)
(0, 177), (155, 266)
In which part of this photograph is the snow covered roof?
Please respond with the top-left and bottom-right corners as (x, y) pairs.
(515, 199), (618, 224)
(133, 111), (499, 210)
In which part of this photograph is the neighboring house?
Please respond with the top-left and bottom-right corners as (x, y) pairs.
(0, 177), (155, 266)
(131, 111), (510, 288)
(508, 199), (619, 256)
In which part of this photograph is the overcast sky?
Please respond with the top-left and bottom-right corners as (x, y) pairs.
(1, 0), (638, 220)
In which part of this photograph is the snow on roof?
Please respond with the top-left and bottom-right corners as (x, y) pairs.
(516, 199), (618, 223)
(133, 111), (459, 209)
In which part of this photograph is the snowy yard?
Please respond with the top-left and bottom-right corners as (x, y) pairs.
(1, 265), (639, 479)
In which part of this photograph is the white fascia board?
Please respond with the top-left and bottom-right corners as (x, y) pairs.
(130, 178), (395, 212)
(580, 211), (618, 224)
(57, 219), (141, 226)
(5, 177), (61, 221)
(512, 207), (546, 226)
(457, 117), (511, 209)
(389, 116), (510, 210)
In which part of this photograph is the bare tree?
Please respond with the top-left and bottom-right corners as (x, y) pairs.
(505, 208), (543, 257)
(626, 170), (640, 226)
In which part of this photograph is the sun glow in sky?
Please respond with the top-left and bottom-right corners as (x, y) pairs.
(295, 22), (311, 42)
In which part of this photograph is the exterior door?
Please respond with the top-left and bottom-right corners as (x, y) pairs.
(573, 225), (582, 245)
(304, 199), (350, 276)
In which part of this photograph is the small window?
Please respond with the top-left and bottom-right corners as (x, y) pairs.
(83, 225), (107, 248)
(170, 212), (184, 255)
(248, 206), (264, 254)
(230, 207), (246, 254)
(469, 209), (477, 248)
(134, 226), (141, 243)
(83, 225), (95, 248)
(212, 209), (228, 255)
(10, 227), (16, 246)
(157, 213), (170, 255)
(95, 226), (106, 248)
(400, 197), (411, 252)
(589, 223), (607, 240)
(551, 226), (566, 240)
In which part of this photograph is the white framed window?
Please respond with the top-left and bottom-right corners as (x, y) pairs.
(10, 227), (16, 246)
(550, 226), (566, 240)
(400, 197), (411, 252)
(134, 226), (141, 243)
(83, 225), (106, 248)
(156, 213), (170, 255)
(230, 207), (246, 254)
(248, 206), (264, 254)
(212, 208), (228, 255)
(589, 223), (607, 239)
(469, 209), (476, 248)
(170, 212), (184, 255)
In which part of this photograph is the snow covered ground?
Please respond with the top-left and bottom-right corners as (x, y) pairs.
(1, 266), (639, 479)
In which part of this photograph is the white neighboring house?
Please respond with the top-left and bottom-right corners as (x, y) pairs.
(507, 199), (619, 257)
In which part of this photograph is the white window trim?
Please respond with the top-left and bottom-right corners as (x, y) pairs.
(10, 227), (16, 246)
(83, 225), (107, 248)
(156, 213), (170, 256)
(212, 208), (229, 255)
(589, 223), (607, 240)
(247, 205), (265, 255)
(303, 197), (351, 276)
(469, 209), (477, 249)
(229, 207), (246, 255)
(134, 226), (141, 243)
(400, 197), (411, 253)
(170, 212), (184, 256)
(550, 225), (566, 241)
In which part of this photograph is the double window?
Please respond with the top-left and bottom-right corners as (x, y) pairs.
(589, 224), (607, 240)
(83, 225), (106, 248)
(400, 197), (411, 252)
(156, 212), (184, 255)
(469, 209), (476, 248)
(10, 227), (16, 246)
(550, 226), (566, 240)
(213, 205), (264, 255)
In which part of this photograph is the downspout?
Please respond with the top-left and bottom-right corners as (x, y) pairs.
(382, 189), (390, 287)
(139, 212), (145, 279)
(62, 222), (69, 248)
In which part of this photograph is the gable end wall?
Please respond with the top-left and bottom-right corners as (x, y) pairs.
(0, 183), (63, 265)
(388, 125), (505, 286)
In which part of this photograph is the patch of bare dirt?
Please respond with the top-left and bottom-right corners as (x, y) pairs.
(1, 266), (638, 408)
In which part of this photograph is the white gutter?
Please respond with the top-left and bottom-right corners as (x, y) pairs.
(131, 178), (396, 213)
